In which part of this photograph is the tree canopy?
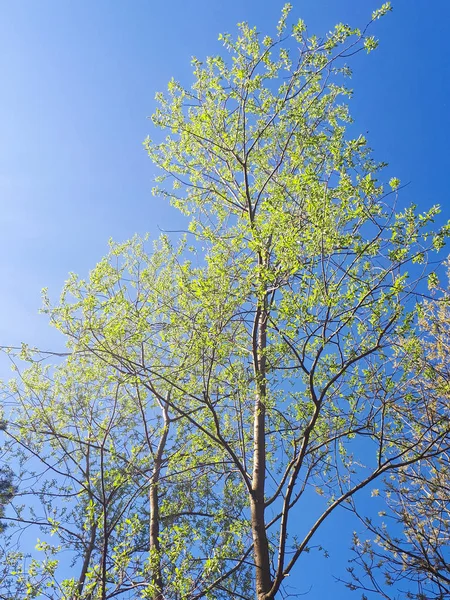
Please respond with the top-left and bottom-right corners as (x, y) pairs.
(1, 4), (449, 600)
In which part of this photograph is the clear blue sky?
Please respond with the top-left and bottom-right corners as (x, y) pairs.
(0, 0), (449, 596)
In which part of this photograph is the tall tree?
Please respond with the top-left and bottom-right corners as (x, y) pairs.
(2, 4), (450, 599)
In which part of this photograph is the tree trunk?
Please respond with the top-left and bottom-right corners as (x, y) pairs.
(149, 409), (169, 600)
(251, 307), (272, 599)
(149, 475), (163, 600)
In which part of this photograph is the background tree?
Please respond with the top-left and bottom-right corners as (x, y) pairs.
(1, 4), (450, 600)
(1, 237), (252, 600)
(0, 418), (14, 535)
(0, 414), (18, 600)
(347, 262), (450, 600)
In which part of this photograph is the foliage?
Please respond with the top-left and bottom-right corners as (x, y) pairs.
(1, 4), (449, 600)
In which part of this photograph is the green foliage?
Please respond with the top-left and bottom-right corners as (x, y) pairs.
(1, 5), (449, 600)
(372, 3), (392, 21)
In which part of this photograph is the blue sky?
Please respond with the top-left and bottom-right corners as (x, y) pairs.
(0, 0), (449, 596)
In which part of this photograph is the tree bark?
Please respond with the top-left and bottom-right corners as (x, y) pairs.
(251, 306), (272, 599)
(149, 406), (169, 600)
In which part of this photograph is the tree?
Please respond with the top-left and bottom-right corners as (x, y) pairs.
(0, 418), (14, 535)
(1, 4), (450, 599)
(347, 263), (450, 600)
(0, 415), (18, 600)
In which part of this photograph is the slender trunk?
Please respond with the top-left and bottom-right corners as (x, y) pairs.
(149, 475), (163, 600)
(251, 307), (272, 599)
(149, 407), (169, 600)
(100, 446), (108, 600)
(77, 521), (97, 598)
(78, 446), (96, 598)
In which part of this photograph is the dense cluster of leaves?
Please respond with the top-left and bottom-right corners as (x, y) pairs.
(0, 4), (449, 600)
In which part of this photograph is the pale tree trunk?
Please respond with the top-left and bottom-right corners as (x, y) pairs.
(149, 476), (163, 600)
(77, 521), (97, 598)
(149, 405), (169, 600)
(251, 305), (272, 599)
